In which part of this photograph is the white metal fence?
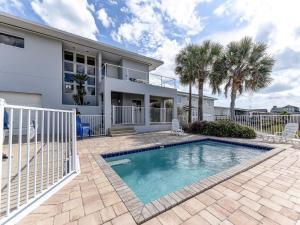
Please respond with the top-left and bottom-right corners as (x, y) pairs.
(111, 106), (173, 125)
(79, 115), (105, 136)
(216, 115), (300, 136)
(0, 99), (78, 224)
(102, 63), (176, 88)
(150, 108), (173, 123)
(112, 106), (145, 125)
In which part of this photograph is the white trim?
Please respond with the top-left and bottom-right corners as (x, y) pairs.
(5, 104), (73, 113)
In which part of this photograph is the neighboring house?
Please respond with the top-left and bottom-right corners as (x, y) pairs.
(214, 106), (231, 116)
(214, 106), (268, 116)
(0, 13), (177, 134)
(177, 91), (216, 122)
(271, 105), (300, 114)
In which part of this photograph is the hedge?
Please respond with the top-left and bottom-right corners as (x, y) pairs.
(184, 120), (256, 139)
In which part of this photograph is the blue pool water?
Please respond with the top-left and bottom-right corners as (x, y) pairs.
(104, 140), (268, 204)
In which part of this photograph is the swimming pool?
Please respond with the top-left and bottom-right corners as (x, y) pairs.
(103, 139), (271, 204)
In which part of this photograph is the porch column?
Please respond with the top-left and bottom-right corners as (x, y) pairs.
(97, 52), (102, 81)
(144, 94), (150, 126)
(173, 97), (177, 119)
(104, 89), (111, 135)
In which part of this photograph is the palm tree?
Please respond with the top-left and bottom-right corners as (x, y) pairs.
(192, 41), (222, 121)
(73, 73), (88, 105)
(175, 45), (197, 123)
(210, 37), (275, 119)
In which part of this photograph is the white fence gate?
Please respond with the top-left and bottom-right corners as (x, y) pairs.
(0, 99), (78, 224)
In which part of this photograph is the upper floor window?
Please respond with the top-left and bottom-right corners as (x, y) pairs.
(63, 50), (96, 96)
(0, 32), (24, 48)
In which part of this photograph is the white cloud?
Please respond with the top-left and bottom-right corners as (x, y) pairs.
(160, 0), (207, 35)
(112, 0), (207, 48)
(97, 8), (114, 28)
(151, 39), (183, 77)
(0, 0), (24, 14)
(213, 0), (300, 53)
(31, 0), (98, 40)
(112, 0), (165, 49)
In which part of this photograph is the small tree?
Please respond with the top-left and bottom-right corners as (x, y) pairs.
(73, 73), (88, 105)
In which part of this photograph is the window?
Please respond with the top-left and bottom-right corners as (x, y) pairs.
(87, 87), (95, 95)
(132, 100), (142, 107)
(63, 50), (96, 96)
(76, 64), (85, 74)
(64, 84), (74, 93)
(0, 32), (24, 48)
(87, 56), (95, 66)
(177, 96), (181, 103)
(64, 51), (73, 61)
(87, 77), (95, 85)
(64, 62), (73, 72)
(64, 73), (74, 82)
(76, 54), (85, 64)
(87, 66), (95, 75)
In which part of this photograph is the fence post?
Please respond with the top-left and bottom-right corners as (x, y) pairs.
(0, 98), (6, 210)
(131, 106), (135, 124)
(260, 115), (263, 133)
(112, 106), (116, 125)
(72, 109), (78, 172)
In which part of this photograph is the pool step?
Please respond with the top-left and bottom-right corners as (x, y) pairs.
(109, 127), (136, 137)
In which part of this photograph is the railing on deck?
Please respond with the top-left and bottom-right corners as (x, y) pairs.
(150, 108), (173, 123)
(102, 63), (176, 88)
(111, 106), (173, 125)
(112, 106), (145, 125)
(216, 114), (300, 135)
(0, 99), (78, 224)
(79, 115), (105, 136)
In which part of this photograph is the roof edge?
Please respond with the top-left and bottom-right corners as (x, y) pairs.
(0, 12), (163, 70)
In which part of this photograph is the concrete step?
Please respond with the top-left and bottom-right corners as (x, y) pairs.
(109, 127), (136, 137)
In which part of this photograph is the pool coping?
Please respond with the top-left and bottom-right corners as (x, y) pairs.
(93, 137), (286, 224)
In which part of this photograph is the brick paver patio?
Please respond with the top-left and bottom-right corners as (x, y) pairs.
(18, 132), (300, 225)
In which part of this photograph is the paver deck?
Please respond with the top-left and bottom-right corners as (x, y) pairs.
(18, 132), (300, 225)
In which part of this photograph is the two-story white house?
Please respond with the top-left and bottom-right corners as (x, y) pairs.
(0, 13), (177, 135)
(177, 91), (216, 122)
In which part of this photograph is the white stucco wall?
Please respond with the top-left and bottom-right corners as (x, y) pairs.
(0, 25), (63, 108)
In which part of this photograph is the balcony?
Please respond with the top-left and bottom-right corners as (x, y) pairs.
(102, 63), (176, 89)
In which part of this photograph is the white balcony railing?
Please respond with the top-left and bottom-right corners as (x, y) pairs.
(150, 107), (173, 123)
(111, 106), (173, 125)
(102, 63), (176, 88)
(0, 99), (78, 224)
(112, 106), (145, 125)
(79, 115), (106, 136)
(216, 114), (300, 136)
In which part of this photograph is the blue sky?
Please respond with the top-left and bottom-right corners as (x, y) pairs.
(1, 0), (300, 110)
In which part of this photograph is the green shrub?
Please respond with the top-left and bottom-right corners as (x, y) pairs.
(187, 120), (256, 139)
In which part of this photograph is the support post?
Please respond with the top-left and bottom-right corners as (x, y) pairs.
(0, 98), (6, 210)
(144, 94), (150, 126)
(72, 108), (78, 172)
(131, 106), (135, 124)
(112, 105), (116, 125)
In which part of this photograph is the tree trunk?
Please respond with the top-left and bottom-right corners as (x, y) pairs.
(198, 80), (204, 121)
(188, 81), (192, 123)
(230, 88), (237, 121)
